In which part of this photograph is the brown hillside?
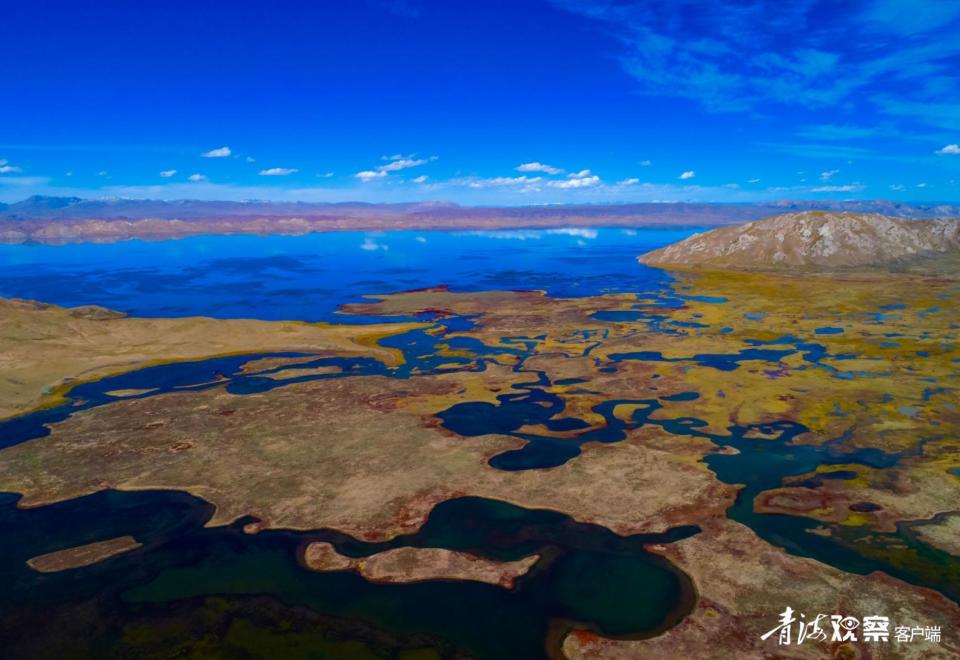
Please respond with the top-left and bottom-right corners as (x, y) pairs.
(639, 211), (960, 270)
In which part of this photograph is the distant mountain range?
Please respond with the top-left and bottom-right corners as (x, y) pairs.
(1, 195), (958, 244)
(2, 195), (959, 221)
(0, 196), (461, 220)
(639, 211), (960, 271)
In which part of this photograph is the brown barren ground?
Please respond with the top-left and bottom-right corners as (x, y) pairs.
(302, 542), (539, 588)
(0, 373), (730, 539)
(26, 535), (142, 573)
(564, 519), (960, 659)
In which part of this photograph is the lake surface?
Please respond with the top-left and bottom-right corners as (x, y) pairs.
(0, 227), (701, 321)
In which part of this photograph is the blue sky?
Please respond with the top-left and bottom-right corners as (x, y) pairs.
(1, 0), (959, 205)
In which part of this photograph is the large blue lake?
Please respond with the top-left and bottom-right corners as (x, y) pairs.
(0, 227), (701, 321)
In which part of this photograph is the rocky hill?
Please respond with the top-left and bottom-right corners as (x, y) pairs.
(639, 211), (960, 271)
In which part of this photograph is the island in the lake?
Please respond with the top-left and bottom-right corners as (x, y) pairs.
(0, 208), (958, 659)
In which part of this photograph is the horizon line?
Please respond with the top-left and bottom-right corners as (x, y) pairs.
(5, 194), (960, 209)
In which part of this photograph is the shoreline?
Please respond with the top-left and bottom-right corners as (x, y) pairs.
(0, 216), (726, 246)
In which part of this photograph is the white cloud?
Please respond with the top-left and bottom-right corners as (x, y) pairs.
(639, 159), (652, 166)
(916, 182), (928, 188)
(377, 154), (435, 172)
(463, 175), (542, 188)
(245, 156), (256, 163)
(936, 143), (960, 155)
(355, 170), (387, 182)
(188, 173), (207, 182)
(412, 175), (428, 183)
(379, 158), (428, 172)
(159, 169), (177, 178)
(64, 171), (73, 177)
(353, 154), (436, 181)
(350, 154), (437, 183)
(259, 167), (298, 176)
(747, 178), (760, 183)
(98, 171), (109, 177)
(819, 169), (839, 181)
(201, 146), (232, 158)
(516, 161), (563, 175)
(547, 169), (601, 189)
(551, 0), (960, 130)
(889, 184), (906, 190)
(0, 175), (51, 191)
(811, 183), (864, 192)
(0, 164), (22, 174)
(415, 236), (427, 243)
(679, 170), (695, 180)
(618, 177), (640, 185)
(316, 172), (334, 178)
(549, 175), (600, 189)
(550, 178), (598, 189)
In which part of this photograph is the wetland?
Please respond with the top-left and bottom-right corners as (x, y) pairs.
(1, 227), (958, 658)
